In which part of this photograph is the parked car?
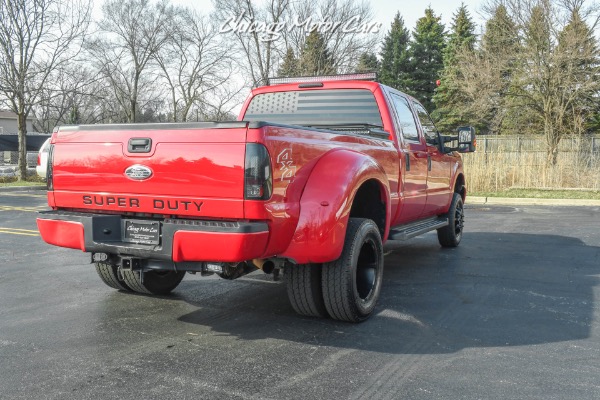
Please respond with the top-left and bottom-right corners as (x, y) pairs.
(36, 138), (51, 179)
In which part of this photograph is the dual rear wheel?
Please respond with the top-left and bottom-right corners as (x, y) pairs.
(95, 262), (185, 295)
(285, 218), (384, 323)
(286, 195), (466, 323)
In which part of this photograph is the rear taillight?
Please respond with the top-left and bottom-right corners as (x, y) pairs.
(37, 152), (41, 167)
(46, 144), (54, 190)
(244, 143), (272, 200)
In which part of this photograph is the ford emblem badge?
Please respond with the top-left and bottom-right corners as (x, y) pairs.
(125, 165), (153, 180)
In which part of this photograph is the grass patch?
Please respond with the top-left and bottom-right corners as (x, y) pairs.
(0, 176), (46, 188)
(471, 188), (600, 200)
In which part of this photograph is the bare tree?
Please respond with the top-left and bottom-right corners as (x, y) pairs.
(88, 0), (177, 123)
(214, 0), (290, 86)
(155, 9), (237, 122)
(457, 3), (521, 135)
(285, 0), (381, 74)
(32, 65), (111, 131)
(0, 0), (91, 179)
(199, 79), (248, 121)
(214, 0), (381, 85)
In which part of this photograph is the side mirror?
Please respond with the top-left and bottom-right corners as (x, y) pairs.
(457, 126), (476, 153)
(440, 126), (476, 153)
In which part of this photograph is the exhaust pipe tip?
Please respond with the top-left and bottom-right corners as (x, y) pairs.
(262, 261), (275, 274)
(252, 259), (275, 274)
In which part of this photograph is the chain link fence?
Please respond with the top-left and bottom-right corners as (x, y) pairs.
(1, 151), (38, 166)
(476, 135), (600, 154)
(0, 133), (49, 177)
(464, 135), (600, 192)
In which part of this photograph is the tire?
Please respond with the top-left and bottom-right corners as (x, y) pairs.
(437, 192), (465, 248)
(285, 264), (328, 318)
(95, 262), (133, 291)
(322, 218), (384, 323)
(121, 269), (185, 295)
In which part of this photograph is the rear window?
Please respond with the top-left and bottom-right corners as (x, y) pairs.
(243, 89), (383, 126)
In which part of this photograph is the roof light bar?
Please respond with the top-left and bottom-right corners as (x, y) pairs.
(267, 72), (377, 86)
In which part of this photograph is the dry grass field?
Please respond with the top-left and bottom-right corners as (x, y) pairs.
(463, 136), (600, 192)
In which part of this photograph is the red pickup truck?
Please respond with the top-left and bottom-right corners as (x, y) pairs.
(37, 73), (475, 322)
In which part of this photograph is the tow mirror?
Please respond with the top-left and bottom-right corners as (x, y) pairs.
(457, 126), (476, 153)
(441, 126), (476, 153)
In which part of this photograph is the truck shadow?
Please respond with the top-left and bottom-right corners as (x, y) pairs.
(177, 232), (598, 354)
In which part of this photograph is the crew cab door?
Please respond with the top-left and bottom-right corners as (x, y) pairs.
(387, 93), (428, 223)
(412, 102), (453, 217)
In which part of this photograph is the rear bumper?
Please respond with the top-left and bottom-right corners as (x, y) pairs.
(36, 211), (269, 263)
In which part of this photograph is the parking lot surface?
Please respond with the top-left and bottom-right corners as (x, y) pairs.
(1, 190), (599, 399)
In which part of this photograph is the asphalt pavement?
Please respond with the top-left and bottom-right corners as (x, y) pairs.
(1, 189), (599, 399)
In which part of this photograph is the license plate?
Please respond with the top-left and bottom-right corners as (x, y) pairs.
(123, 220), (160, 245)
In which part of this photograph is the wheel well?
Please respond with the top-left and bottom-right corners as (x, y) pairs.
(349, 179), (386, 237)
(455, 174), (466, 201)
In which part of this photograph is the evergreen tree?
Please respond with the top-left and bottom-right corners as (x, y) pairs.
(519, 4), (555, 157)
(481, 4), (518, 56)
(525, 5), (552, 57)
(355, 52), (379, 73)
(378, 13), (412, 92)
(409, 8), (446, 111)
(278, 47), (299, 77)
(298, 29), (336, 76)
(431, 4), (476, 131)
(556, 9), (600, 135)
(587, 112), (600, 134)
(480, 4), (520, 135)
(558, 10), (598, 68)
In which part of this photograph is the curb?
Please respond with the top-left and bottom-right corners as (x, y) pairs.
(468, 196), (600, 207)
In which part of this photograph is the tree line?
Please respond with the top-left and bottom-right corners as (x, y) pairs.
(1, 0), (599, 179)
(365, 0), (599, 165)
(0, 0), (378, 179)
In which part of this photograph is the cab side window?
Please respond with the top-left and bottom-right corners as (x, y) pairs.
(390, 94), (420, 143)
(413, 103), (439, 146)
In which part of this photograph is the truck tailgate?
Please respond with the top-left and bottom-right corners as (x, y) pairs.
(50, 123), (248, 218)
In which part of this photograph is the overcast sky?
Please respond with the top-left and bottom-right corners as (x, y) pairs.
(206, 0), (483, 34)
(94, 0), (487, 40)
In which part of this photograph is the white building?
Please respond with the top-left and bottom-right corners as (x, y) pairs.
(0, 111), (34, 134)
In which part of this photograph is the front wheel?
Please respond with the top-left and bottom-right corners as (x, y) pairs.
(322, 218), (384, 323)
(437, 193), (465, 247)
